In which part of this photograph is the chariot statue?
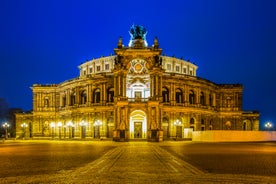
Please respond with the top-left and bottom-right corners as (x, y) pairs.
(128, 24), (148, 47)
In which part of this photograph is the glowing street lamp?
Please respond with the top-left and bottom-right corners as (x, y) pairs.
(21, 123), (28, 139)
(265, 122), (272, 130)
(174, 119), (182, 139)
(174, 119), (181, 126)
(2, 122), (10, 139)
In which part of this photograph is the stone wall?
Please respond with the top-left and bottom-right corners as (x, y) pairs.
(192, 131), (276, 142)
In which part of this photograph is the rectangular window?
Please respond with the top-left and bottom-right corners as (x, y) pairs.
(96, 66), (101, 71)
(190, 69), (193, 75)
(105, 64), (109, 70)
(89, 67), (93, 73)
(83, 70), (86, 75)
(167, 64), (171, 70)
(175, 65), (180, 72)
(183, 67), (187, 74)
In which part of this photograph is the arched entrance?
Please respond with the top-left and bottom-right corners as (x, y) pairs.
(129, 110), (147, 139)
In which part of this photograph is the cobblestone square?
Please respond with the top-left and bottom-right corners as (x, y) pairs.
(0, 140), (276, 183)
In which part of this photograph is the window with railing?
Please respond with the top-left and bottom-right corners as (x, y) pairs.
(200, 92), (205, 105)
(107, 88), (114, 102)
(93, 88), (101, 103)
(162, 87), (169, 102)
(80, 90), (87, 104)
(175, 88), (183, 103)
(70, 93), (76, 106)
(189, 90), (195, 104)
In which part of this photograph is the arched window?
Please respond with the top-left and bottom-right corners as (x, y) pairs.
(243, 122), (247, 131)
(44, 97), (49, 107)
(201, 119), (205, 131)
(70, 92), (76, 106)
(209, 94), (213, 106)
(209, 119), (213, 130)
(107, 87), (114, 102)
(190, 118), (195, 130)
(80, 90), (87, 104)
(162, 87), (169, 103)
(175, 88), (183, 103)
(62, 95), (66, 107)
(93, 88), (101, 103)
(189, 90), (195, 104)
(200, 92), (205, 105)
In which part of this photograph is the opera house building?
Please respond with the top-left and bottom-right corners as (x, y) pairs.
(16, 25), (259, 141)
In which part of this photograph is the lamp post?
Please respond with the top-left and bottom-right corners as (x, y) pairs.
(265, 122), (272, 131)
(174, 119), (181, 139)
(57, 122), (62, 139)
(94, 120), (102, 139)
(2, 122), (10, 139)
(21, 123), (28, 139)
(50, 122), (55, 139)
(80, 120), (87, 139)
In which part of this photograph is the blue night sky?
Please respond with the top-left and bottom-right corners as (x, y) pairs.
(0, 0), (275, 129)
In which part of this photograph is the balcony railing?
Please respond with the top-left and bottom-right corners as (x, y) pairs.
(128, 98), (148, 102)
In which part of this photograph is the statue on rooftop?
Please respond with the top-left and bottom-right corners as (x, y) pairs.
(129, 24), (147, 40)
(128, 25), (148, 47)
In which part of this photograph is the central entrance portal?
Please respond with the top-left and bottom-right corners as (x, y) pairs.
(134, 122), (142, 138)
(130, 110), (147, 139)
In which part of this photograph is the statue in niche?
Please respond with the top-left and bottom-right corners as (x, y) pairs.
(154, 55), (162, 67)
(115, 55), (123, 66)
(120, 113), (126, 130)
(120, 120), (125, 130)
(42, 121), (49, 136)
(151, 117), (157, 129)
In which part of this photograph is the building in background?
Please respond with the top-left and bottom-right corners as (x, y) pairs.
(15, 25), (259, 141)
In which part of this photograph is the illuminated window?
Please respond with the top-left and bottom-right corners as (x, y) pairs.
(243, 122), (247, 131)
(190, 69), (193, 75)
(200, 92), (205, 105)
(105, 64), (109, 70)
(93, 88), (101, 103)
(70, 93), (76, 106)
(190, 118), (195, 131)
(62, 96), (66, 107)
(189, 90), (195, 104)
(175, 65), (180, 72)
(162, 87), (169, 102)
(167, 64), (171, 70)
(107, 88), (114, 102)
(209, 94), (213, 106)
(80, 91), (87, 104)
(175, 88), (183, 103)
(183, 67), (187, 74)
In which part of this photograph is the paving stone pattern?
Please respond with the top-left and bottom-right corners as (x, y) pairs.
(1, 142), (276, 183)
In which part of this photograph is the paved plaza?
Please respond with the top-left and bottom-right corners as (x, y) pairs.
(0, 140), (276, 183)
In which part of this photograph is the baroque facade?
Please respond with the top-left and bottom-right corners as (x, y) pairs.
(16, 25), (259, 141)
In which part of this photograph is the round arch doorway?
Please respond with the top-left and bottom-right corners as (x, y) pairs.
(130, 110), (147, 139)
